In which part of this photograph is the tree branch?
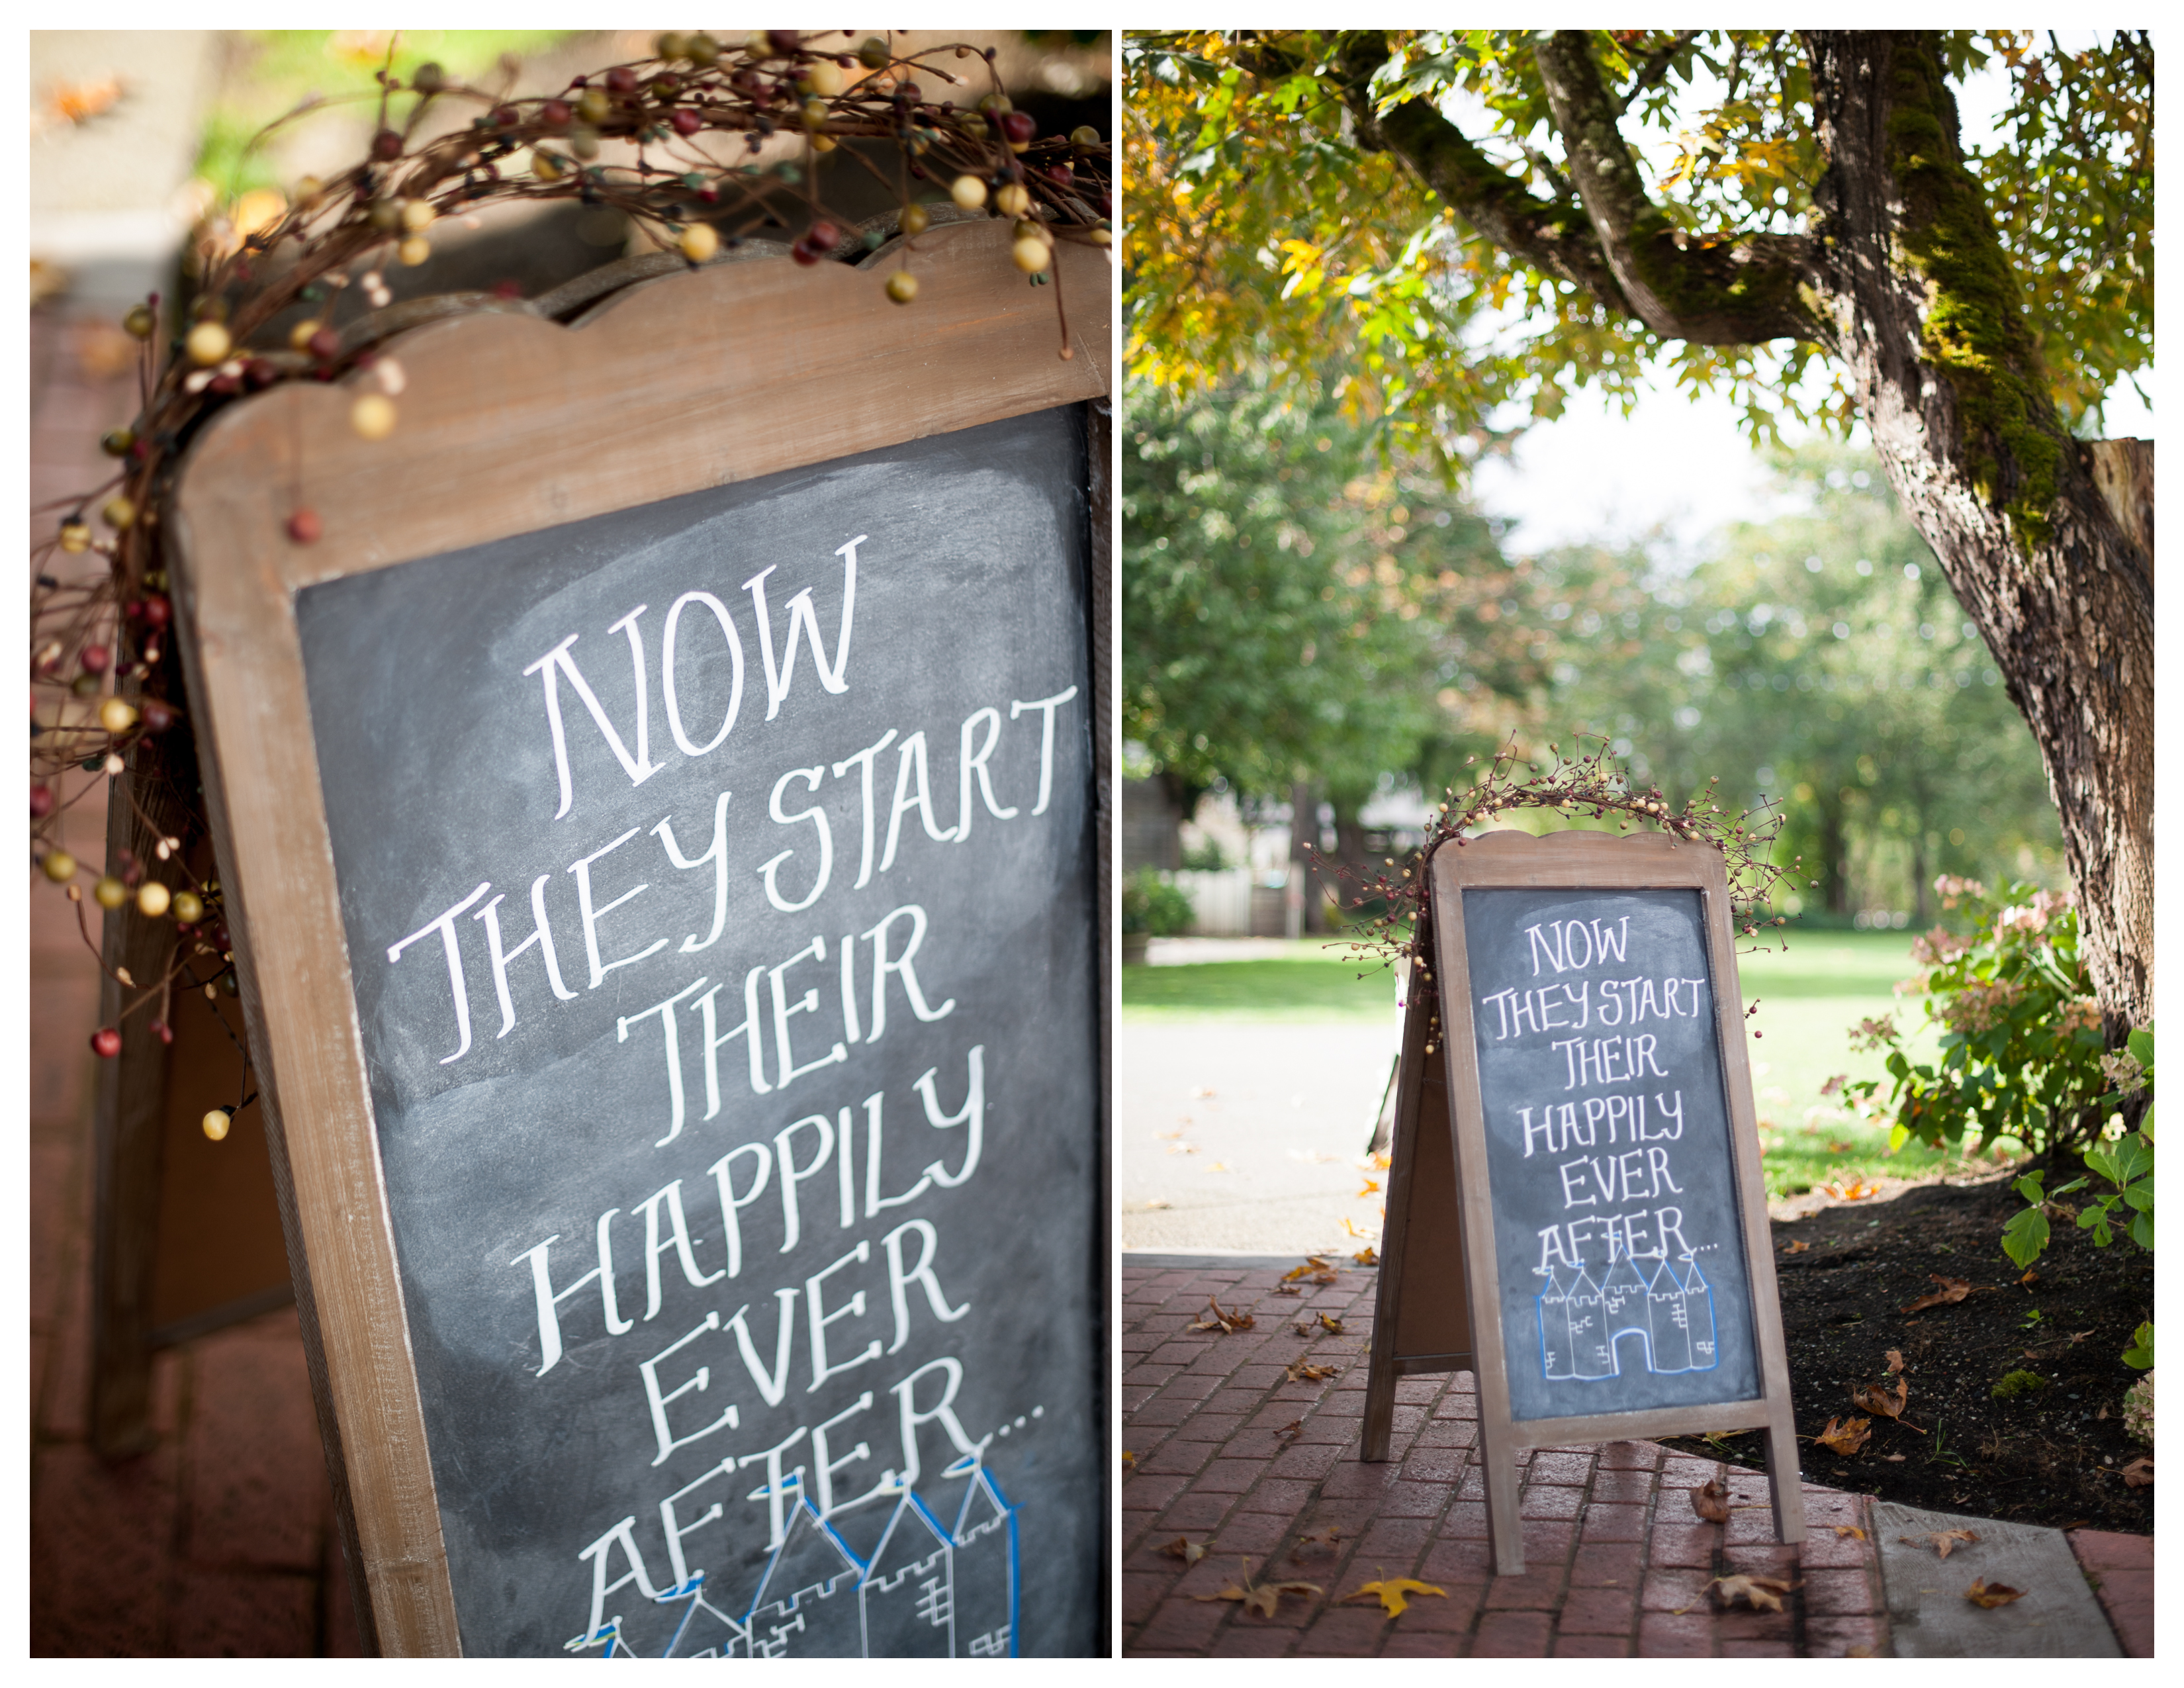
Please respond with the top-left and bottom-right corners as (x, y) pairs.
(1531, 30), (1817, 344)
(1615, 29), (1699, 115)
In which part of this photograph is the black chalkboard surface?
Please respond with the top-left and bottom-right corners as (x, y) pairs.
(292, 405), (1098, 1657)
(1459, 887), (1758, 1423)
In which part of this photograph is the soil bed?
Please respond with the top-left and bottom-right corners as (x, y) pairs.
(1661, 1160), (2153, 1534)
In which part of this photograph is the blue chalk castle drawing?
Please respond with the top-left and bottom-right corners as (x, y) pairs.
(567, 1451), (1019, 1659)
(1537, 1254), (1717, 1382)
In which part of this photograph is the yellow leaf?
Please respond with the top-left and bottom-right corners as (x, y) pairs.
(1709, 1573), (1796, 1613)
(1965, 1579), (2026, 1609)
(1345, 1575), (1447, 1618)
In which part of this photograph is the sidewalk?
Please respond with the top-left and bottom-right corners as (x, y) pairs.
(1122, 1257), (2144, 1658)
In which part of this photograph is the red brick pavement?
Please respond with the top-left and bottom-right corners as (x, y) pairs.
(2067, 1529), (2152, 1658)
(1123, 1260), (1891, 1658)
(30, 298), (362, 1657)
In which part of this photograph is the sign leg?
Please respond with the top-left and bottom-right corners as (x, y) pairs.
(1480, 1434), (1524, 1577)
(1764, 1404), (1807, 1544)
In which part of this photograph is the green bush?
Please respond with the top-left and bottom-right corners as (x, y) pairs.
(1846, 878), (2114, 1157)
(1121, 868), (1195, 937)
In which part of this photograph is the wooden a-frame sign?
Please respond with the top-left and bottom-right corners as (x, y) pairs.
(1361, 829), (1803, 1575)
(167, 219), (1112, 1656)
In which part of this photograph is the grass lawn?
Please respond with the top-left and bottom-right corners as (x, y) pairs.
(1121, 929), (2013, 1200)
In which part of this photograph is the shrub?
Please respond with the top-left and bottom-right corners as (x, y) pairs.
(1846, 878), (2115, 1158)
(1121, 868), (1195, 937)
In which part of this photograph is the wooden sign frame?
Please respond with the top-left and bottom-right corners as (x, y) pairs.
(165, 219), (1111, 1654)
(1361, 829), (1802, 1575)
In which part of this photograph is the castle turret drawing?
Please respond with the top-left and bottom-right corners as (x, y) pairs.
(858, 1489), (957, 1657)
(741, 1487), (866, 1658)
(1535, 1252), (1721, 1383)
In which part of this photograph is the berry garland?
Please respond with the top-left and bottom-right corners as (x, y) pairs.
(1331, 733), (1809, 1058)
(30, 30), (1113, 1080)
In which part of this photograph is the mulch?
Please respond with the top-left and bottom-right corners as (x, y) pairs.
(1661, 1161), (2154, 1534)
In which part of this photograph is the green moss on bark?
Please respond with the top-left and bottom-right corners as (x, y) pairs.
(1886, 44), (2063, 547)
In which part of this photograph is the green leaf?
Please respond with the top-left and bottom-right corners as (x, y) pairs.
(2121, 1321), (2154, 1370)
(2012, 1171), (2046, 1204)
(2000, 1204), (2050, 1269)
(2127, 1026), (2153, 1069)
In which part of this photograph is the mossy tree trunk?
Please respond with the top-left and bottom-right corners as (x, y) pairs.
(1324, 29), (2152, 1030)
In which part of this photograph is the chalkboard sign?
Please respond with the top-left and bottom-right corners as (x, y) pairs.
(1360, 830), (1801, 1575)
(168, 223), (1111, 1654)
(1460, 886), (1759, 1421)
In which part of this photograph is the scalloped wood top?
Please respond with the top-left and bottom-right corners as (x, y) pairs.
(176, 217), (1109, 606)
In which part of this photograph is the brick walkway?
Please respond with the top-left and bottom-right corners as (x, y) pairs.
(30, 296), (361, 1657)
(1123, 1258), (1889, 1658)
(2066, 1529), (2153, 1658)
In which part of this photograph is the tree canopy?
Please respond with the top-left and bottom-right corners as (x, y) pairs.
(1124, 30), (2150, 453)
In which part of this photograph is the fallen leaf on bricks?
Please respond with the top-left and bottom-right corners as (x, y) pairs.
(1273, 1419), (1302, 1443)
(1352, 1246), (1379, 1266)
(1122, 1451), (1134, 1468)
(1195, 1569), (1322, 1619)
(1816, 1417), (1872, 1456)
(1899, 1528), (1979, 1560)
(1287, 1356), (1340, 1383)
(1964, 1579), (2026, 1609)
(1316, 1312), (1345, 1335)
(1833, 1525), (1868, 1540)
(1274, 1284), (1304, 1296)
(1188, 1296), (1255, 1333)
(1281, 1256), (1336, 1284)
(1691, 1477), (1731, 1522)
(1161, 1536), (1208, 1566)
(1709, 1574), (1796, 1612)
(1345, 1574), (1448, 1618)
(1291, 1525), (1350, 1558)
(1901, 1276), (1972, 1315)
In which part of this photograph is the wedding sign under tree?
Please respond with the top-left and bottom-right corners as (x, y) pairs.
(1125, 29), (2150, 1035)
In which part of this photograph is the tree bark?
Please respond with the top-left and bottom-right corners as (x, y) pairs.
(1310, 29), (2153, 1031)
(1804, 32), (2153, 1031)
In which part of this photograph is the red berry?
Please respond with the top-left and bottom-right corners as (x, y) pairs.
(806, 219), (840, 252)
(308, 326), (340, 361)
(670, 107), (702, 136)
(91, 1027), (122, 1058)
(371, 128), (404, 161)
(30, 785), (54, 818)
(543, 99), (571, 126)
(790, 239), (818, 266)
(244, 357), (279, 388)
(768, 29), (800, 54)
(490, 278), (523, 300)
(80, 644), (111, 675)
(208, 372), (242, 395)
(152, 1019), (174, 1045)
(606, 67), (636, 93)
(139, 596), (171, 630)
(287, 510), (322, 545)
(1001, 111), (1036, 145)
(493, 105), (520, 126)
(1046, 164), (1073, 185)
(140, 700), (174, 733)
